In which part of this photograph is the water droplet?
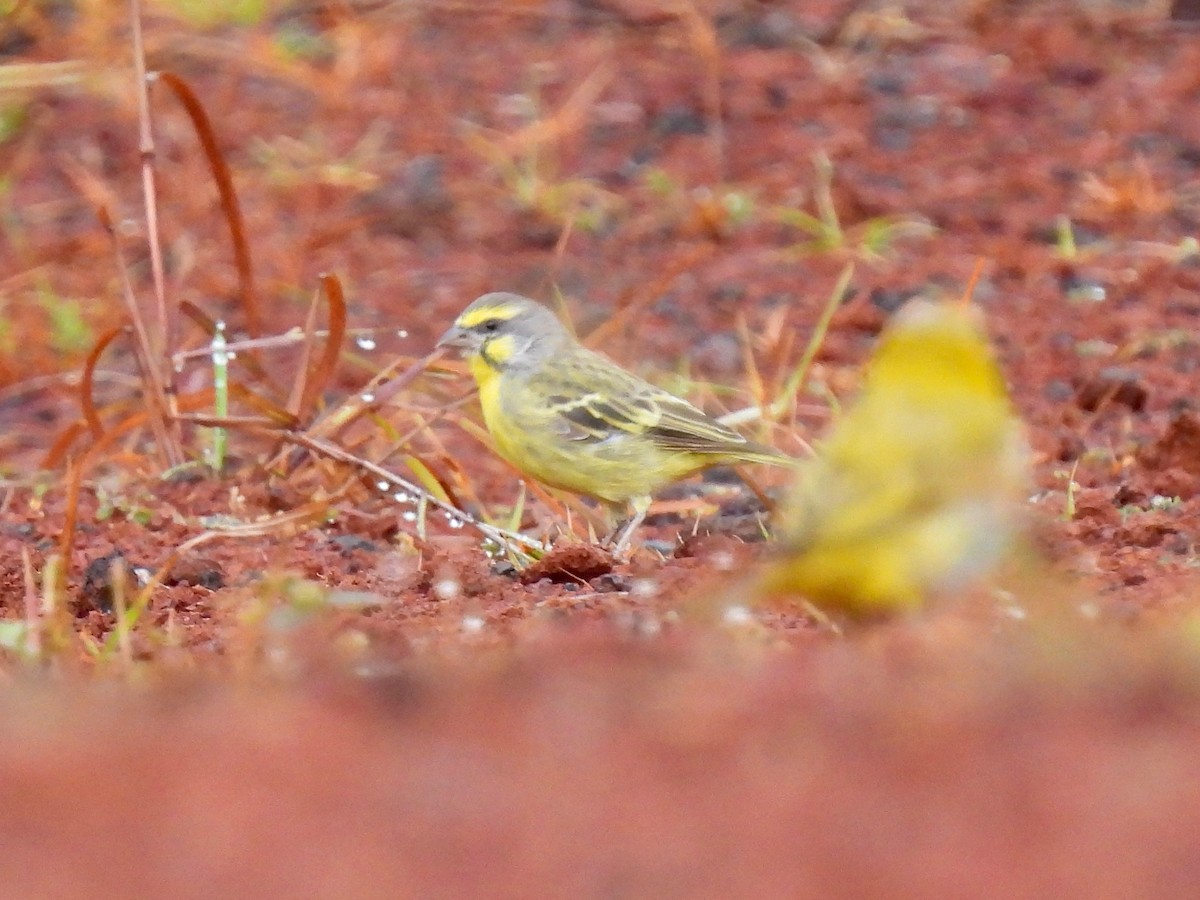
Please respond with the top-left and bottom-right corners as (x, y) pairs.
(639, 617), (662, 637)
(711, 551), (735, 572)
(356, 336), (377, 351)
(631, 578), (658, 598)
(376, 481), (390, 492)
(460, 615), (485, 633)
(402, 511), (417, 523)
(447, 517), (464, 529)
(360, 392), (375, 404)
(1001, 604), (1028, 621)
(393, 491), (410, 504)
(722, 605), (753, 626)
(433, 578), (461, 601)
(396, 329), (409, 338)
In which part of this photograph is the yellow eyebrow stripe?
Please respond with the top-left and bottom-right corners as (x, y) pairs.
(457, 303), (521, 329)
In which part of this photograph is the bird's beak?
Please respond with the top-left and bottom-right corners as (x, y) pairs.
(436, 324), (475, 353)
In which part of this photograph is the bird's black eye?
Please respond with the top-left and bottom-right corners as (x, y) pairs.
(482, 320), (500, 332)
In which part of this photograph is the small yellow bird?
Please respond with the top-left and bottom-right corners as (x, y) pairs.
(755, 299), (1029, 617)
(437, 292), (793, 549)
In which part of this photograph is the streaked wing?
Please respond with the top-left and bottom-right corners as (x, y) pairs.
(643, 391), (752, 453)
(533, 349), (750, 453)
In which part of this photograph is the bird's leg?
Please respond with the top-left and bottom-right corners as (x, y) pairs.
(610, 496), (651, 558)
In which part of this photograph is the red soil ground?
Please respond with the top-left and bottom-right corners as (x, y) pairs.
(3, 1), (1200, 895)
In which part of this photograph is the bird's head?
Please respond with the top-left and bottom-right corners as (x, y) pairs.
(437, 292), (571, 375)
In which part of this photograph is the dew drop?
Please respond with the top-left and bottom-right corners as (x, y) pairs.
(711, 551), (735, 572)
(433, 578), (461, 601)
(631, 578), (658, 598)
(356, 336), (377, 351)
(722, 605), (753, 626)
(1001, 604), (1028, 621)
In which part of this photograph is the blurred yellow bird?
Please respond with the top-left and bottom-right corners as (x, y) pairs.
(437, 292), (793, 549)
(756, 299), (1028, 616)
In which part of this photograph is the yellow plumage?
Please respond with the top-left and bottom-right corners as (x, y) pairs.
(438, 292), (792, 548)
(756, 299), (1028, 616)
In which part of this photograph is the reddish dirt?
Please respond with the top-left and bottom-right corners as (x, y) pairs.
(5, 1), (1200, 894)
